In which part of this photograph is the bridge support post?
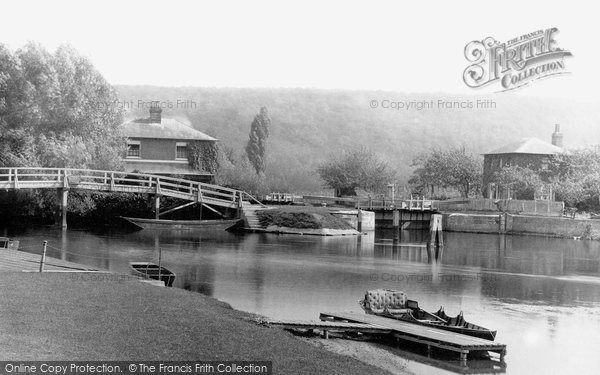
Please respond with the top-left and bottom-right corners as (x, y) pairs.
(197, 188), (203, 220)
(57, 188), (69, 229)
(154, 195), (161, 220)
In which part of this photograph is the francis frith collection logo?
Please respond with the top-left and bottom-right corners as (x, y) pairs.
(463, 28), (572, 92)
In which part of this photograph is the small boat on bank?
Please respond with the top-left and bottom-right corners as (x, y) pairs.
(130, 262), (176, 287)
(359, 289), (497, 341)
(0, 237), (19, 250)
(120, 217), (240, 230)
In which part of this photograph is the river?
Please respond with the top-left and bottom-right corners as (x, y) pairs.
(3, 225), (600, 375)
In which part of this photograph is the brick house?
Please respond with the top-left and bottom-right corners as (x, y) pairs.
(483, 125), (564, 199)
(121, 104), (217, 182)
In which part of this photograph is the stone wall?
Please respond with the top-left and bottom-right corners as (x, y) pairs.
(332, 210), (375, 231)
(511, 215), (600, 239)
(443, 212), (600, 240)
(437, 198), (564, 216)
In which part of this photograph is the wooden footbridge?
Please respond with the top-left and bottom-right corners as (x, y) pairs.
(0, 167), (263, 228)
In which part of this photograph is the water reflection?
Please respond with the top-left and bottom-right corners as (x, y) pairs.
(5, 225), (600, 375)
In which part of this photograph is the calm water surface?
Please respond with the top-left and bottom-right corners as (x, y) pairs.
(4, 225), (600, 375)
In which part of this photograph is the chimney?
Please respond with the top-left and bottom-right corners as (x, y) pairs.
(551, 123), (563, 148)
(149, 101), (162, 123)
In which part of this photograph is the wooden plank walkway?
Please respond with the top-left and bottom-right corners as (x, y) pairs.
(320, 311), (507, 361)
(0, 248), (99, 272)
(265, 319), (392, 336)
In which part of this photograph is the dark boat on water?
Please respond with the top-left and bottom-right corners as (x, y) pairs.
(121, 217), (240, 230)
(130, 262), (176, 287)
(399, 300), (497, 341)
(359, 289), (497, 341)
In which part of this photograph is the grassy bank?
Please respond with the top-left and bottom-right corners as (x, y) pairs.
(258, 206), (354, 230)
(0, 273), (389, 374)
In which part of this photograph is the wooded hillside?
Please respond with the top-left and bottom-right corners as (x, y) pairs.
(115, 86), (600, 194)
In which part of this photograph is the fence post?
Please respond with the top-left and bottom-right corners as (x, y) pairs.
(39, 241), (48, 272)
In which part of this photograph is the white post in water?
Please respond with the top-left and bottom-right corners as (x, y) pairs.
(39, 241), (48, 272)
(357, 209), (363, 232)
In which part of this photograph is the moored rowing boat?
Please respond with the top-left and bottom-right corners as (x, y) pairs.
(359, 289), (497, 341)
(0, 237), (19, 250)
(130, 262), (176, 287)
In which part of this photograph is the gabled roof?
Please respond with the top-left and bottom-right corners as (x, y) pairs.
(121, 118), (217, 141)
(484, 137), (563, 155)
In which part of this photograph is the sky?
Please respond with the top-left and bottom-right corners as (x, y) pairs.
(1, 0), (597, 100)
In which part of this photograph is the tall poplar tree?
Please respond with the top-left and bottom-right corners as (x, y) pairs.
(245, 107), (271, 174)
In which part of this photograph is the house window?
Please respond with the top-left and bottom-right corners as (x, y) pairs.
(127, 141), (141, 158)
(176, 142), (188, 160)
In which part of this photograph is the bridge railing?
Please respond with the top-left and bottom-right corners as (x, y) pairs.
(361, 197), (437, 211)
(0, 167), (243, 206)
(302, 194), (437, 211)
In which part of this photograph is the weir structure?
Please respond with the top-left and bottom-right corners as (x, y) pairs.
(302, 195), (444, 248)
(363, 197), (443, 250)
(0, 167), (263, 229)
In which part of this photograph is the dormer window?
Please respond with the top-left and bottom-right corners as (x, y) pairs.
(176, 142), (188, 160)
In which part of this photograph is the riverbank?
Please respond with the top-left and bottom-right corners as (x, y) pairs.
(254, 206), (360, 236)
(0, 271), (393, 374)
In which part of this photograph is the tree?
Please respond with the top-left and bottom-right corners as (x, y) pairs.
(0, 42), (125, 222)
(491, 165), (544, 200)
(245, 107), (271, 174)
(410, 146), (482, 198)
(550, 147), (600, 210)
(316, 146), (395, 196)
(0, 42), (124, 170)
(216, 147), (266, 195)
(189, 142), (220, 175)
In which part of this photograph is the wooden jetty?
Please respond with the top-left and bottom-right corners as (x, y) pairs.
(319, 311), (506, 361)
(264, 319), (392, 339)
(0, 247), (99, 272)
